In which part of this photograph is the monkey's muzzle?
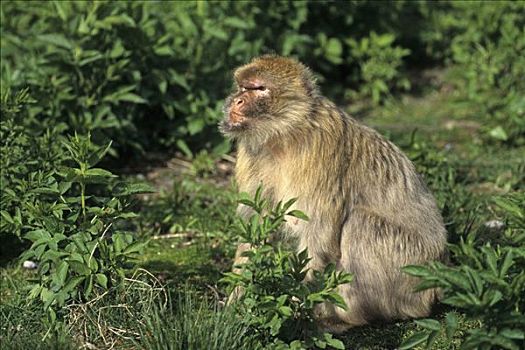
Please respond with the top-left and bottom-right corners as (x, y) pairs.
(222, 111), (247, 132)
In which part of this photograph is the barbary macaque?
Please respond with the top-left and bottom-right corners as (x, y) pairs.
(219, 55), (447, 332)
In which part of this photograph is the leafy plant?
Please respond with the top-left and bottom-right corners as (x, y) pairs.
(0, 1), (429, 159)
(0, 89), (67, 240)
(400, 192), (525, 350)
(423, 2), (525, 145)
(346, 32), (410, 104)
(15, 134), (154, 319)
(222, 187), (352, 349)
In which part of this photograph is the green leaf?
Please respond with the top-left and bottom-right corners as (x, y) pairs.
(488, 126), (508, 141)
(415, 318), (441, 331)
(375, 33), (395, 47)
(494, 197), (524, 219)
(315, 338), (327, 349)
(223, 17), (251, 29)
(24, 229), (51, 242)
(426, 330), (440, 349)
(154, 46), (173, 56)
(398, 332), (429, 349)
(84, 275), (94, 299)
(53, 1), (67, 21)
(84, 168), (115, 178)
(402, 265), (431, 277)
(500, 250), (514, 278)
(500, 329), (525, 340)
(287, 210), (309, 221)
(58, 166), (80, 182)
(307, 293), (325, 303)
(441, 270), (471, 290)
(87, 141), (112, 167)
(83, 168), (117, 183)
(63, 276), (85, 294)
(1, 211), (14, 224)
(212, 139), (231, 156)
(445, 312), (458, 338)
(47, 308), (56, 323)
(117, 93), (147, 104)
(87, 256), (98, 272)
(38, 33), (72, 49)
(170, 71), (190, 90)
(95, 273), (108, 289)
(58, 181), (72, 194)
(56, 261), (69, 287)
(41, 287), (55, 309)
(122, 241), (145, 255)
(325, 38), (343, 64)
(29, 284), (43, 300)
(238, 198), (255, 207)
(323, 333), (345, 350)
(113, 233), (124, 254)
(176, 139), (193, 159)
(187, 118), (205, 135)
(278, 306), (292, 317)
(118, 212), (139, 219)
(113, 182), (156, 196)
(100, 14), (136, 27)
(484, 247), (498, 275)
(78, 52), (104, 66)
(69, 261), (90, 275)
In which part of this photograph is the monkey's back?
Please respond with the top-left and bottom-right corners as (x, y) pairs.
(323, 100), (447, 327)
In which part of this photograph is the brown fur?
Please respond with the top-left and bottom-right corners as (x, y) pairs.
(220, 55), (447, 332)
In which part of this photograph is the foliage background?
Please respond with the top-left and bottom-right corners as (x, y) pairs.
(1, 1), (524, 349)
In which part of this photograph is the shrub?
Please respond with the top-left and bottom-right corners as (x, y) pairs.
(1, 1), (418, 157)
(1, 89), (67, 240)
(1, 90), (154, 323)
(222, 187), (352, 349)
(423, 2), (525, 145)
(400, 192), (525, 350)
(0, 1), (230, 155)
(19, 133), (155, 317)
(345, 32), (410, 104)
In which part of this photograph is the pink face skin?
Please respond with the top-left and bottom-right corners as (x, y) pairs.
(224, 78), (271, 131)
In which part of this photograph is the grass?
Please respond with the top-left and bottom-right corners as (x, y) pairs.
(1, 70), (524, 349)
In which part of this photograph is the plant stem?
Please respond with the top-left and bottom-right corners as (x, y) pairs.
(81, 182), (86, 219)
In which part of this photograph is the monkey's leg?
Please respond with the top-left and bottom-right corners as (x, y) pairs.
(232, 242), (252, 274)
(227, 243), (252, 305)
(294, 223), (370, 332)
(326, 210), (439, 329)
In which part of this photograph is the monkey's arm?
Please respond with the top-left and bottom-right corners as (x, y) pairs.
(232, 242), (252, 274)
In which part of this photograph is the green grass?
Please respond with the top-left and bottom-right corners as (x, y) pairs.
(1, 267), (254, 350)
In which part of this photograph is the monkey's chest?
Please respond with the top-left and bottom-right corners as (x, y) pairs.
(237, 158), (317, 233)
(238, 157), (305, 200)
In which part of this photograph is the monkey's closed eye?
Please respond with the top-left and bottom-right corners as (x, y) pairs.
(242, 86), (266, 92)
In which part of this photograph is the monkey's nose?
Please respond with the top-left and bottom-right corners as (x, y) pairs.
(235, 97), (244, 106)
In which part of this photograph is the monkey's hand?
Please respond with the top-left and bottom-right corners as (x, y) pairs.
(226, 285), (245, 305)
(226, 243), (252, 305)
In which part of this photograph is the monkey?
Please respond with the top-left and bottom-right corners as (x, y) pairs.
(219, 55), (447, 332)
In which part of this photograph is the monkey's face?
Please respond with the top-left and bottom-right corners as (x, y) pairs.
(220, 56), (318, 144)
(220, 77), (273, 135)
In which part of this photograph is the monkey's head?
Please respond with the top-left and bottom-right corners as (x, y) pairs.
(220, 55), (318, 145)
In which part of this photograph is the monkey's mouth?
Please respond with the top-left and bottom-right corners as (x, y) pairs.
(220, 112), (249, 133)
